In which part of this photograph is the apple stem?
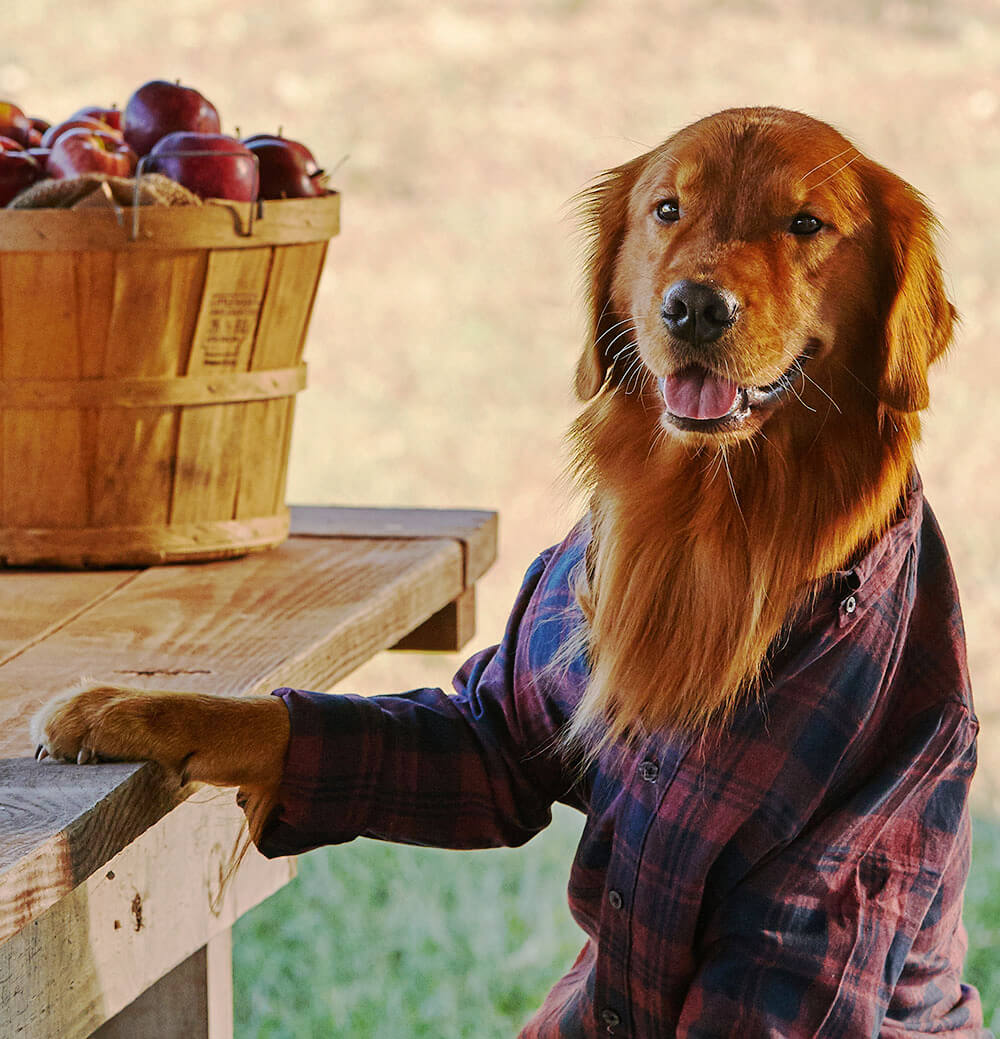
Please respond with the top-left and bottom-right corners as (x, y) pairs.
(277, 126), (283, 137)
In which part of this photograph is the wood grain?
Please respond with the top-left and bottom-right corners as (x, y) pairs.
(0, 569), (138, 662)
(1, 791), (291, 1039)
(289, 505), (498, 586)
(0, 514), (291, 569)
(0, 534), (465, 945)
(91, 250), (208, 528)
(0, 251), (88, 529)
(393, 585), (477, 652)
(170, 248), (274, 526)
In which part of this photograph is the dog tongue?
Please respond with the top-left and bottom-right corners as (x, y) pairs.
(659, 368), (740, 420)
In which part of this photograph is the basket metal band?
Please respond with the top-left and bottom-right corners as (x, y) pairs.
(0, 364), (307, 408)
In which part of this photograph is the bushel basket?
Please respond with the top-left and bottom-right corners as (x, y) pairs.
(0, 193), (339, 567)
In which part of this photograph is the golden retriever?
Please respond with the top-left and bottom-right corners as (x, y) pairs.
(33, 106), (955, 832)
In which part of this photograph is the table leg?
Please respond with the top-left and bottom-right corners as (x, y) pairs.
(91, 930), (233, 1039)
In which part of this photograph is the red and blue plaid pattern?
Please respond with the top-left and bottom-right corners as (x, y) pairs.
(260, 475), (987, 1037)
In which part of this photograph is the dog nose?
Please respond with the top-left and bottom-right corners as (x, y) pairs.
(661, 280), (738, 344)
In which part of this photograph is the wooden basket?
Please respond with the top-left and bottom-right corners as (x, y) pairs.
(0, 193), (340, 567)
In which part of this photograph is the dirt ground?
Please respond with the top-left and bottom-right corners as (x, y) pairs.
(11, 0), (1000, 806)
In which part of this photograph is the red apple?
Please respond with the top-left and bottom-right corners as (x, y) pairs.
(0, 150), (44, 205)
(28, 116), (50, 135)
(124, 80), (220, 157)
(70, 105), (122, 132)
(0, 135), (23, 151)
(241, 135), (327, 199)
(147, 132), (257, 201)
(47, 128), (136, 179)
(0, 100), (35, 147)
(41, 116), (119, 149)
(242, 132), (320, 174)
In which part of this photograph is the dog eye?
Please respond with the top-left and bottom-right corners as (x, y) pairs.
(789, 212), (823, 235)
(654, 199), (681, 223)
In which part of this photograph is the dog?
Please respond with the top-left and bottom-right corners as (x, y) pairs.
(32, 108), (985, 1034)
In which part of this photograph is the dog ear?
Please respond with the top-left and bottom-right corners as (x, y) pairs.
(873, 169), (956, 413)
(574, 156), (645, 401)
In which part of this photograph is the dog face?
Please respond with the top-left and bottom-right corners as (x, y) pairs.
(576, 108), (954, 446)
(565, 108), (957, 750)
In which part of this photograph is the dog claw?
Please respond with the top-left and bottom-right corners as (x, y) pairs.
(77, 747), (94, 765)
(35, 744), (48, 761)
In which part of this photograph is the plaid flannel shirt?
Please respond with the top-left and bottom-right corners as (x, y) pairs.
(260, 474), (987, 1037)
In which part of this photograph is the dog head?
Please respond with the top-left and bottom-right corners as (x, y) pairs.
(575, 107), (955, 445)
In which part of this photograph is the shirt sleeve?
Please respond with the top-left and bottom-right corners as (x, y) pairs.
(256, 548), (579, 858)
(676, 704), (983, 1037)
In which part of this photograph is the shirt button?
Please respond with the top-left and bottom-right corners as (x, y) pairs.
(601, 1007), (622, 1032)
(638, 760), (659, 782)
(608, 889), (624, 910)
(842, 594), (857, 614)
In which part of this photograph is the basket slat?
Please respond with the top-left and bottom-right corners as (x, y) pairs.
(170, 248), (274, 525)
(253, 242), (329, 369)
(75, 252), (116, 378)
(106, 251), (209, 377)
(236, 240), (329, 520)
(1, 252), (89, 528)
(234, 397), (295, 520)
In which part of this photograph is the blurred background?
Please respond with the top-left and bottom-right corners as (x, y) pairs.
(10, 0), (999, 1033)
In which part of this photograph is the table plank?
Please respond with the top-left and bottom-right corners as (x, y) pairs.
(0, 534), (464, 945)
(289, 505), (497, 586)
(0, 569), (138, 662)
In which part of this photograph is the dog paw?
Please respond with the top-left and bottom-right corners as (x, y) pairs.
(31, 681), (145, 765)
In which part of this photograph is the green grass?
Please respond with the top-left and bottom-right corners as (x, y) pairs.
(234, 812), (1000, 1036)
(967, 815), (1000, 1031)
(232, 805), (586, 1037)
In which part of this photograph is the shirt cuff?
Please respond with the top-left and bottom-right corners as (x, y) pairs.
(255, 687), (386, 858)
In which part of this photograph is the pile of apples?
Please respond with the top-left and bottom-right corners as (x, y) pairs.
(0, 79), (329, 207)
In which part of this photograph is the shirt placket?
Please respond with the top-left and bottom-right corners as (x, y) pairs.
(592, 734), (693, 1036)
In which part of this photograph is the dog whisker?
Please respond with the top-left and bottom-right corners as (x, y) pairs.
(604, 324), (638, 357)
(779, 369), (818, 414)
(595, 316), (636, 349)
(797, 366), (843, 414)
(756, 428), (789, 473)
(626, 356), (648, 396)
(829, 358), (878, 400)
(797, 144), (855, 185)
(719, 446), (750, 538)
(808, 152), (860, 191)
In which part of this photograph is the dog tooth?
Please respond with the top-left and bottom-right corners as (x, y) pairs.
(35, 744), (48, 761)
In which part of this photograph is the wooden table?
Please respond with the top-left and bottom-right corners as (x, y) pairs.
(0, 506), (496, 1039)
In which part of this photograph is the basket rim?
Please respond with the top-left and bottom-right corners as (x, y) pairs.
(0, 192), (340, 252)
